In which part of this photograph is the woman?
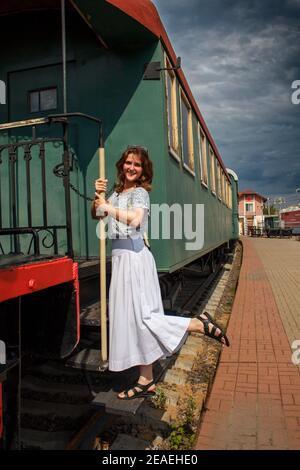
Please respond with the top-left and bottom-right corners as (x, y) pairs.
(92, 146), (229, 400)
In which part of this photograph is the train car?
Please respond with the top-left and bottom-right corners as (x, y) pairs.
(280, 207), (300, 229)
(226, 169), (239, 243)
(0, 0), (238, 449)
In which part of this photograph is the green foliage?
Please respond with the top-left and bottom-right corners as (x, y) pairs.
(151, 386), (167, 410)
(263, 205), (278, 215)
(169, 425), (185, 450)
(168, 396), (196, 450)
(185, 396), (196, 426)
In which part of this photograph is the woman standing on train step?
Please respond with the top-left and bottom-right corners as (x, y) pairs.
(92, 146), (229, 400)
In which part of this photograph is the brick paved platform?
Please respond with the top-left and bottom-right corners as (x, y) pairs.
(196, 237), (300, 450)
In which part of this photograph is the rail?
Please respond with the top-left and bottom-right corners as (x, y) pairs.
(0, 113), (103, 259)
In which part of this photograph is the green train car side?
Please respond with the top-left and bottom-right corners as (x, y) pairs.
(227, 169), (239, 241)
(0, 0), (238, 271)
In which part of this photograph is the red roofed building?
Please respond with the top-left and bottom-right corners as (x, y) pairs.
(280, 207), (300, 229)
(238, 190), (267, 235)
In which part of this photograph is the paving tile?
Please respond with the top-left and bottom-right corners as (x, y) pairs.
(195, 238), (300, 450)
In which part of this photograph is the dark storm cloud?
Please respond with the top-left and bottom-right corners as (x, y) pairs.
(153, 0), (300, 201)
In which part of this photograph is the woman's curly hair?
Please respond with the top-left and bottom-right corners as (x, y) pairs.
(114, 146), (153, 193)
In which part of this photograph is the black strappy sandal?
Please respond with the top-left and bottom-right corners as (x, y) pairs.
(118, 380), (156, 400)
(197, 311), (230, 347)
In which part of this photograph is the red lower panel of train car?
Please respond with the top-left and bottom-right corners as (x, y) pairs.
(0, 256), (80, 360)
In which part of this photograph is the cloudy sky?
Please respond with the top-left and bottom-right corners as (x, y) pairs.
(153, 0), (300, 207)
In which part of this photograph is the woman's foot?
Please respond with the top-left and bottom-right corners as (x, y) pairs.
(189, 312), (230, 346)
(118, 378), (156, 400)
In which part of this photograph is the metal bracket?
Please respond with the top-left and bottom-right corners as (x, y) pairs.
(143, 57), (181, 80)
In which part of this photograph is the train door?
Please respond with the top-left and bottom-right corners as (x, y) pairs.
(5, 63), (80, 257)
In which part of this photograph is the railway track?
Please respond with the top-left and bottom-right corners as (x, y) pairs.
(15, 254), (228, 450)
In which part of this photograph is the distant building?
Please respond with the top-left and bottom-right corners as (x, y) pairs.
(238, 190), (267, 235)
(280, 206), (300, 228)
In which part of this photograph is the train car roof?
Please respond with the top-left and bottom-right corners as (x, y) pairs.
(226, 169), (239, 181)
(107, 0), (230, 180)
(0, 0), (230, 180)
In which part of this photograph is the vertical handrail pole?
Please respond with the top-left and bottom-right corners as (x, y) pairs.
(99, 141), (107, 363)
(0, 150), (3, 229)
(9, 147), (19, 253)
(62, 122), (73, 258)
(61, 0), (67, 114)
(24, 144), (32, 228)
(39, 142), (48, 228)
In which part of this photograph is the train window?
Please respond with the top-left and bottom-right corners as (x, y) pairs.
(165, 59), (179, 158)
(222, 173), (226, 204)
(180, 89), (194, 173)
(198, 126), (208, 187)
(209, 147), (216, 194)
(217, 162), (222, 200)
(225, 179), (229, 206)
(229, 185), (232, 209)
(29, 87), (57, 113)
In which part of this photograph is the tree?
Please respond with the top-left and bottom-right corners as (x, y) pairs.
(263, 205), (278, 215)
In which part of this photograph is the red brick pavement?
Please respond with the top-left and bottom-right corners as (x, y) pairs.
(195, 238), (300, 450)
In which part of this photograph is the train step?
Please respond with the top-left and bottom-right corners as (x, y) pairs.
(80, 301), (104, 327)
(66, 349), (108, 372)
(0, 357), (19, 382)
(92, 388), (144, 416)
(77, 258), (111, 280)
(91, 356), (174, 416)
(20, 428), (74, 450)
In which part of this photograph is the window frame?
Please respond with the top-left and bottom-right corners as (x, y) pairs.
(198, 124), (208, 188)
(28, 86), (58, 113)
(165, 56), (180, 161)
(246, 203), (254, 212)
(229, 185), (232, 209)
(217, 161), (222, 201)
(209, 146), (216, 195)
(225, 180), (229, 207)
(179, 87), (195, 176)
(222, 173), (226, 204)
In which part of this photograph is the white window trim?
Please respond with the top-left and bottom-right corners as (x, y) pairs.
(179, 86), (194, 172)
(244, 195), (254, 214)
(165, 54), (179, 156)
(226, 180), (229, 207)
(169, 147), (181, 162)
(245, 202), (254, 212)
(217, 162), (222, 201)
(209, 145), (216, 195)
(183, 162), (196, 177)
(198, 124), (209, 187)
(222, 173), (226, 205)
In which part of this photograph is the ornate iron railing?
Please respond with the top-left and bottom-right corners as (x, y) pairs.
(0, 113), (103, 260)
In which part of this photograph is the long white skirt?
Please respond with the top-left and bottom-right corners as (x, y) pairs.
(109, 246), (190, 371)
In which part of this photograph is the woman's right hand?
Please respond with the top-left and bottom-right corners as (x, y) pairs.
(95, 178), (108, 194)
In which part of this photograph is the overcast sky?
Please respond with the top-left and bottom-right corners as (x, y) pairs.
(153, 0), (300, 206)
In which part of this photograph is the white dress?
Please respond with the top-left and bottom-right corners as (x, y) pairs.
(107, 187), (190, 372)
